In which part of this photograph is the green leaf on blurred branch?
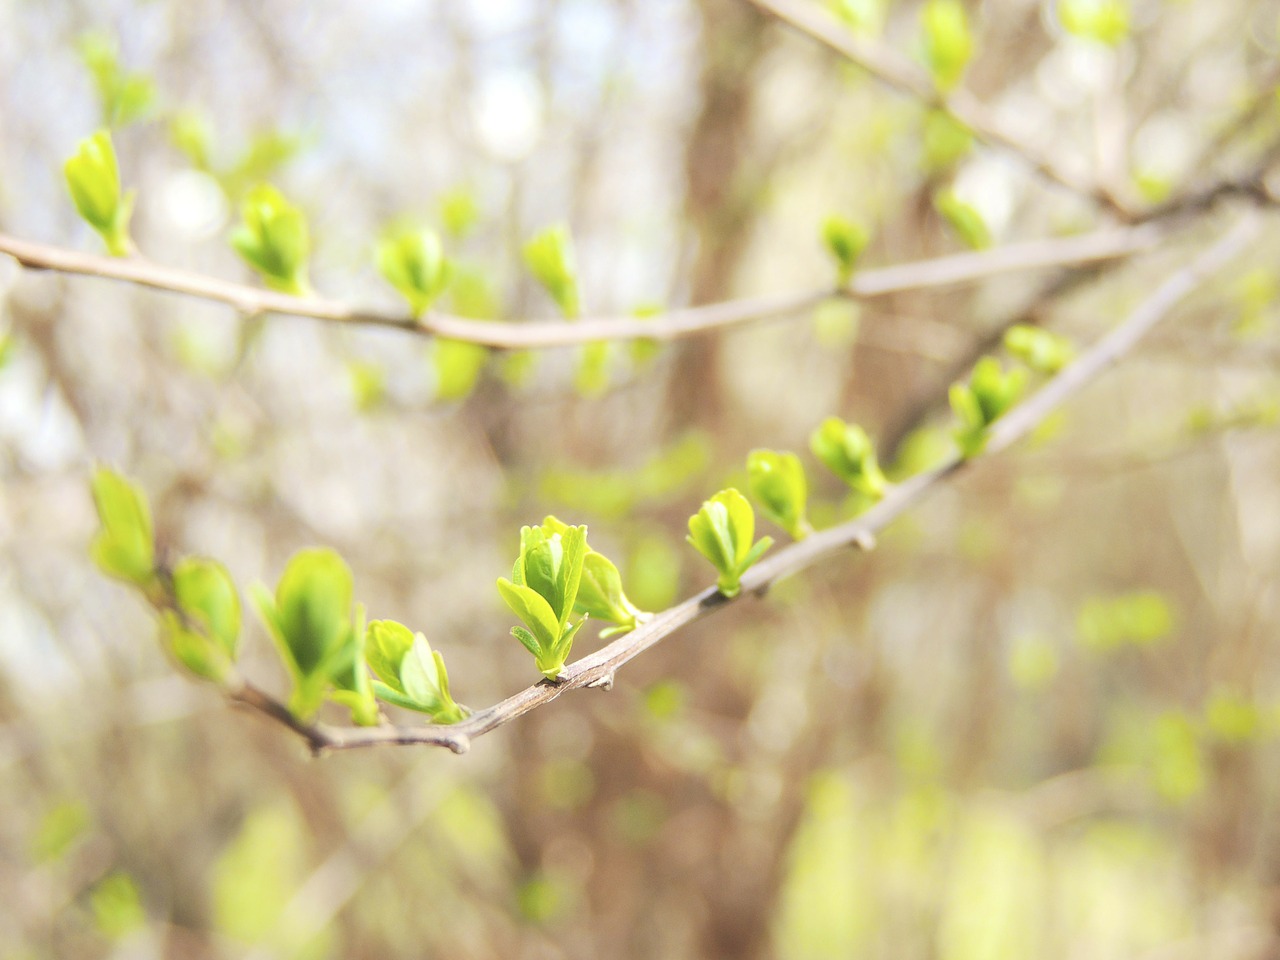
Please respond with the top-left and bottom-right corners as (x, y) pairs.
(1059, 0), (1130, 45)
(89, 467), (155, 587)
(810, 417), (888, 500)
(950, 357), (1027, 457)
(64, 130), (134, 257)
(165, 557), (241, 681)
(377, 227), (451, 315)
(934, 189), (991, 249)
(90, 871), (146, 939)
(1004, 324), (1075, 374)
(747, 449), (812, 540)
(497, 520), (589, 680)
(366, 619), (467, 723)
(822, 216), (869, 286)
(251, 548), (355, 718)
(920, 0), (974, 92)
(523, 224), (581, 318)
(78, 32), (154, 128)
(686, 488), (773, 598)
(230, 184), (311, 295)
(539, 516), (651, 638)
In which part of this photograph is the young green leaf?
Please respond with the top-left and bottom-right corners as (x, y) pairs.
(328, 604), (379, 726)
(1004, 324), (1074, 374)
(920, 0), (974, 92)
(377, 227), (451, 315)
(366, 618), (416, 692)
(397, 634), (467, 724)
(746, 449), (812, 540)
(64, 130), (134, 257)
(950, 356), (1028, 456)
(934, 189), (991, 249)
(523, 224), (581, 318)
(166, 557), (241, 680)
(78, 32), (155, 128)
(1059, 0), (1129, 45)
(538, 516), (650, 637)
(498, 521), (590, 679)
(251, 548), (353, 717)
(89, 467), (155, 587)
(433, 338), (489, 402)
(230, 184), (311, 295)
(686, 488), (774, 598)
(821, 216), (869, 286)
(809, 417), (888, 500)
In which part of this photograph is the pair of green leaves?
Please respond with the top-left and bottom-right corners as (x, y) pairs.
(821, 216), (869, 287)
(950, 357), (1028, 456)
(251, 549), (376, 723)
(366, 620), (466, 724)
(90, 468), (242, 681)
(496, 518), (649, 679)
(747, 450), (812, 541)
(497, 522), (588, 680)
(687, 489), (774, 599)
(65, 131), (134, 257)
(230, 184), (312, 295)
(810, 417), (888, 500)
(377, 227), (452, 316)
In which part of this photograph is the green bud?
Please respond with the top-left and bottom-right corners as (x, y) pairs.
(230, 184), (311, 295)
(377, 227), (451, 315)
(686, 488), (773, 599)
(809, 417), (888, 500)
(1059, 0), (1129, 45)
(934, 189), (991, 249)
(1004, 324), (1074, 374)
(164, 557), (241, 681)
(497, 522), (588, 679)
(746, 449), (812, 540)
(64, 130), (134, 256)
(88, 467), (154, 587)
(822, 216), (870, 286)
(921, 0), (974, 92)
(950, 356), (1027, 456)
(523, 224), (581, 318)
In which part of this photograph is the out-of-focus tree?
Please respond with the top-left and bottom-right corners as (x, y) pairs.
(3, 1), (1280, 958)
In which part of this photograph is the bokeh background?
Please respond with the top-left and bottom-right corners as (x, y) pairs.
(4, 0), (1280, 957)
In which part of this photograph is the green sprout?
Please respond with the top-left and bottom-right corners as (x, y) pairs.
(497, 521), (589, 680)
(540, 516), (650, 638)
(746, 450), (812, 540)
(377, 226), (451, 315)
(64, 130), (134, 257)
(821, 216), (869, 286)
(950, 357), (1028, 457)
(809, 417), (888, 500)
(230, 184), (311, 295)
(366, 620), (467, 724)
(686, 488), (774, 599)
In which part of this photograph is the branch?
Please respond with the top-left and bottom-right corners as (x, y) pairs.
(0, 226), (1158, 349)
(226, 214), (1257, 756)
(742, 0), (1133, 217)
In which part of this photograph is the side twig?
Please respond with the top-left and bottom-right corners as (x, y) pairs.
(224, 214), (1257, 756)
(742, 0), (1132, 217)
(0, 227), (1158, 349)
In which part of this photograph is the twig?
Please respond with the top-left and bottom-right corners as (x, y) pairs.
(225, 214), (1257, 756)
(0, 226), (1158, 349)
(741, 0), (1133, 217)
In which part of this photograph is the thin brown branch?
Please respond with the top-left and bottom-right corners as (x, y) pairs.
(741, 0), (1133, 217)
(227, 214), (1257, 756)
(0, 226), (1158, 349)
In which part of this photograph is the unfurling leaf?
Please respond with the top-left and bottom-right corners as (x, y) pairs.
(686, 488), (774, 598)
(950, 356), (1028, 457)
(809, 417), (888, 500)
(65, 130), (134, 256)
(251, 547), (353, 718)
(377, 227), (451, 315)
(821, 216), (869, 286)
(747, 450), (812, 540)
(230, 184), (311, 295)
(921, 0), (974, 92)
(165, 557), (241, 681)
(89, 466), (155, 587)
(523, 224), (581, 318)
(497, 520), (590, 679)
(365, 620), (468, 723)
